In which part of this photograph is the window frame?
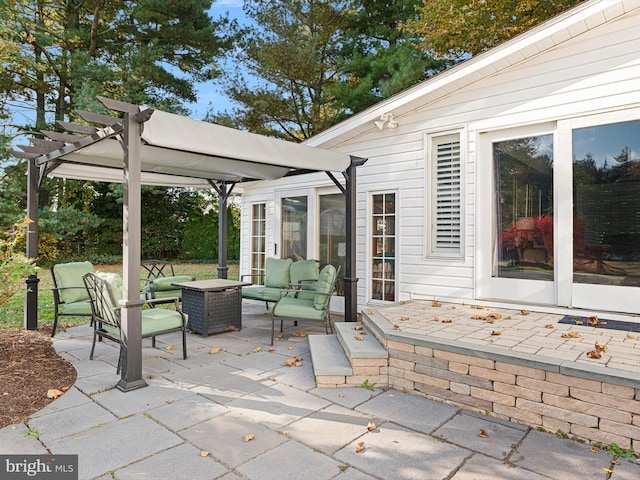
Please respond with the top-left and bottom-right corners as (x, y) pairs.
(425, 129), (465, 260)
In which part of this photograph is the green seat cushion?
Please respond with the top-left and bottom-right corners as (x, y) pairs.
(143, 275), (195, 293)
(264, 258), (292, 289)
(273, 296), (326, 320)
(59, 300), (92, 316)
(53, 261), (94, 304)
(141, 309), (184, 335)
(290, 260), (319, 289)
(314, 265), (336, 310)
(242, 286), (282, 302)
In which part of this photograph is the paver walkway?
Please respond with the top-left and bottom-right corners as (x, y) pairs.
(1, 303), (639, 479)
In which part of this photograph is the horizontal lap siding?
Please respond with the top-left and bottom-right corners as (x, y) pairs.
(240, 10), (640, 307)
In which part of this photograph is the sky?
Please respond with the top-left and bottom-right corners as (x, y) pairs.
(188, 0), (248, 119)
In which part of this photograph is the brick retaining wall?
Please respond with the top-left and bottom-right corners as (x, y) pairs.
(364, 311), (640, 450)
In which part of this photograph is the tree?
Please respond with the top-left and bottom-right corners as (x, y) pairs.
(404, 0), (584, 59)
(331, 0), (450, 114)
(219, 0), (351, 141)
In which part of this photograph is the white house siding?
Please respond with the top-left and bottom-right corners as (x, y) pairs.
(240, 7), (640, 313)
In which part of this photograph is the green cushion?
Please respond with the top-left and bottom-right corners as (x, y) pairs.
(264, 258), (292, 289)
(273, 296), (326, 320)
(314, 265), (336, 310)
(144, 275), (195, 292)
(290, 260), (319, 289)
(95, 272), (123, 311)
(53, 261), (94, 304)
(242, 286), (282, 302)
(141, 309), (184, 335)
(59, 301), (92, 316)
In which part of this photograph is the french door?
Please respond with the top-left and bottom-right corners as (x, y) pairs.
(479, 113), (640, 312)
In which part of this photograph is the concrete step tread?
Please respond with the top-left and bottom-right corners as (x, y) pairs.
(308, 334), (353, 376)
(335, 322), (388, 359)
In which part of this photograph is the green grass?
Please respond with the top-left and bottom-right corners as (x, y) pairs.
(1, 262), (239, 331)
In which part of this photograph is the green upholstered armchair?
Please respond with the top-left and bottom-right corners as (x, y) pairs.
(241, 257), (293, 309)
(83, 271), (187, 373)
(141, 260), (195, 302)
(51, 261), (95, 337)
(271, 264), (338, 345)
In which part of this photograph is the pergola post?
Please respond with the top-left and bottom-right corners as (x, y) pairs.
(116, 108), (147, 392)
(343, 156), (366, 322)
(24, 157), (40, 330)
(211, 181), (235, 280)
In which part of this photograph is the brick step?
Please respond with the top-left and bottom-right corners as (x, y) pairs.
(335, 322), (388, 360)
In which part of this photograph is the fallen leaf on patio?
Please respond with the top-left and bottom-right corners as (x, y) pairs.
(338, 393), (345, 398)
(401, 316), (410, 321)
(442, 319), (452, 323)
(210, 347), (221, 355)
(432, 301), (442, 307)
(244, 434), (255, 442)
(601, 468), (613, 474)
(590, 447), (599, 453)
(278, 430), (288, 436)
(478, 429), (489, 438)
(587, 350), (602, 359)
(504, 316), (512, 320)
(200, 450), (210, 457)
(354, 325), (364, 331)
(294, 361), (302, 367)
(589, 316), (607, 326)
(225, 325), (238, 332)
(269, 377), (276, 382)
(46, 389), (64, 399)
(284, 356), (302, 367)
(434, 317), (440, 321)
(475, 305), (485, 310)
(253, 347), (262, 353)
(611, 459), (620, 465)
(488, 313), (502, 319)
(268, 347), (275, 352)
(293, 332), (307, 337)
(595, 341), (608, 353)
(354, 336), (364, 341)
(471, 315), (481, 320)
(400, 301), (406, 305)
(561, 332), (582, 338)
(367, 422), (377, 431)
(545, 324), (554, 329)
(486, 319), (494, 324)
(490, 331), (501, 336)
(575, 320), (583, 325)
(367, 310), (374, 315)
(520, 310), (530, 315)
(393, 325), (401, 330)
(288, 347), (293, 350)
(627, 333), (636, 339)
(355, 441), (366, 453)
(166, 345), (174, 350)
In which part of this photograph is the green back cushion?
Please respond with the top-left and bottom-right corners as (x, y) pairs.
(95, 272), (123, 311)
(53, 261), (94, 304)
(264, 258), (292, 288)
(290, 260), (319, 288)
(314, 264), (336, 310)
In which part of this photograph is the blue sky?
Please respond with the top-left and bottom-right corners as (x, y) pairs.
(188, 0), (248, 118)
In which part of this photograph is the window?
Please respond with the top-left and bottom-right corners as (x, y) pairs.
(427, 132), (462, 257)
(319, 193), (345, 296)
(281, 196), (308, 260)
(371, 193), (396, 301)
(250, 203), (266, 284)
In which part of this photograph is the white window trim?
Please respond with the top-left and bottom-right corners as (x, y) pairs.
(367, 189), (398, 304)
(425, 128), (466, 260)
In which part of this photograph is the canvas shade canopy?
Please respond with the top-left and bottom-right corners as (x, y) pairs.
(17, 97), (364, 392)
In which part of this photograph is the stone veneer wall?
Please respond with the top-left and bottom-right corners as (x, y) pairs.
(384, 339), (640, 450)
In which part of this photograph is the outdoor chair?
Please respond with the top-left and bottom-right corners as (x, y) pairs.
(140, 260), (195, 303)
(271, 264), (338, 345)
(83, 271), (188, 373)
(51, 261), (95, 337)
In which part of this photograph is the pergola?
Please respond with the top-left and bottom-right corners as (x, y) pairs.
(15, 97), (366, 392)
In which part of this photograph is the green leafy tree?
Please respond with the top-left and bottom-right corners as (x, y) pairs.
(219, 0), (351, 140)
(331, 0), (450, 114)
(0, 218), (39, 306)
(404, 0), (584, 59)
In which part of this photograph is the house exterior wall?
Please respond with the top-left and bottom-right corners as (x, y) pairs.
(239, 8), (640, 316)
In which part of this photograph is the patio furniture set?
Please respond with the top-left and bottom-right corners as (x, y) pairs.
(50, 258), (339, 371)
